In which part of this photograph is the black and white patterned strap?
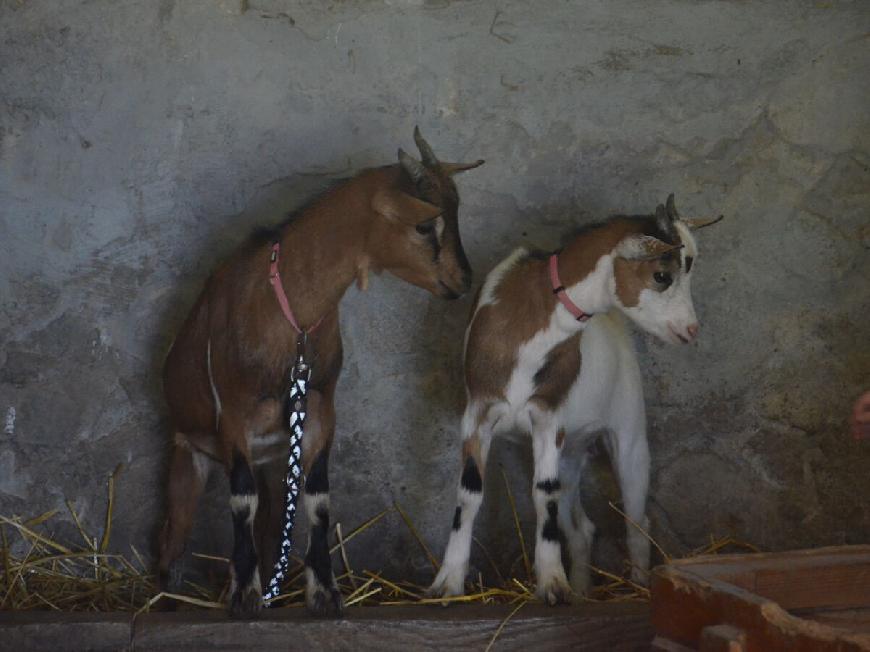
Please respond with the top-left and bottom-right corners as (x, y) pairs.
(262, 336), (311, 604)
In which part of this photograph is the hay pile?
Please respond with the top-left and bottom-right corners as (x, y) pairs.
(0, 465), (157, 611)
(0, 465), (759, 615)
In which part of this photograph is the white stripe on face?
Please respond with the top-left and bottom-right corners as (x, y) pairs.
(674, 221), (698, 270)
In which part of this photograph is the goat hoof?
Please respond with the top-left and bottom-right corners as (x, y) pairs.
(307, 585), (343, 617)
(426, 569), (465, 605)
(230, 584), (264, 619)
(155, 562), (185, 611)
(425, 585), (462, 607)
(536, 577), (573, 606)
(166, 561), (186, 593)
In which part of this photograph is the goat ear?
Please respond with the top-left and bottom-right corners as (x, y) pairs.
(616, 234), (684, 261)
(440, 159), (485, 176)
(372, 189), (442, 226)
(682, 214), (724, 231)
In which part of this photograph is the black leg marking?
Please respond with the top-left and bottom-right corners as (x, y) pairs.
(229, 450), (260, 617)
(305, 506), (333, 588)
(305, 450), (329, 495)
(303, 450), (341, 616)
(231, 505), (258, 590)
(304, 450), (333, 590)
(305, 502), (342, 617)
(542, 500), (564, 543)
(230, 450), (256, 496)
(535, 479), (561, 494)
(452, 506), (462, 531)
(460, 457), (483, 493)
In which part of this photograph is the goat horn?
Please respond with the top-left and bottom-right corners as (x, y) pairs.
(398, 148), (426, 184)
(413, 126), (439, 168)
(440, 159), (486, 176)
(683, 215), (724, 231)
(666, 193), (678, 219)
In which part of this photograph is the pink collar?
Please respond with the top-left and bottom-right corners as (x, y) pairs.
(549, 253), (591, 322)
(269, 242), (324, 334)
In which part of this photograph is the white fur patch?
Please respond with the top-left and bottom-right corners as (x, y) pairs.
(431, 496), (477, 597)
(206, 338), (222, 430)
(250, 431), (285, 448)
(532, 433), (562, 482)
(248, 430), (288, 466)
(305, 567), (318, 595)
(558, 253), (618, 327)
(247, 566), (261, 592)
(618, 278), (697, 343)
(535, 539), (565, 572)
(230, 494), (258, 526)
(304, 566), (333, 604)
(457, 486), (482, 511)
(191, 448), (212, 483)
(503, 307), (578, 432)
(303, 491), (329, 523)
(441, 524), (473, 572)
(475, 247), (527, 311)
(675, 221), (698, 261)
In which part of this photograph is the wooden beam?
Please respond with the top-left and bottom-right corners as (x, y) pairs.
(651, 545), (870, 651)
(0, 603), (653, 651)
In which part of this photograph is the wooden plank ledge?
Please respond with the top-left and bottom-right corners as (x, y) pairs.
(651, 545), (870, 651)
(0, 602), (653, 651)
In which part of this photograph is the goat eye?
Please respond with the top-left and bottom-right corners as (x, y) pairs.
(415, 222), (435, 235)
(653, 271), (672, 286)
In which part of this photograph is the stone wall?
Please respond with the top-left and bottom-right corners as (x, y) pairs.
(1, 0), (868, 586)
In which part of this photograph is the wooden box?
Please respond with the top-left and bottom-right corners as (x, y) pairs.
(651, 545), (870, 651)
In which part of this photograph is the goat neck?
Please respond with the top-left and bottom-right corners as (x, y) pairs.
(269, 171), (381, 328)
(550, 226), (628, 329)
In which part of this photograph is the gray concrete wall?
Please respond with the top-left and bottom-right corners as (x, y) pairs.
(1, 0), (869, 587)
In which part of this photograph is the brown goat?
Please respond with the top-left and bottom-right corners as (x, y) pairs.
(157, 128), (483, 617)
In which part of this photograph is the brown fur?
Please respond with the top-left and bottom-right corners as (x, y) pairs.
(157, 139), (481, 611)
(464, 216), (679, 404)
(464, 259), (554, 399)
(531, 334), (583, 409)
(613, 251), (682, 307)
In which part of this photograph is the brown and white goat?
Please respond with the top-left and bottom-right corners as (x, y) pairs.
(157, 129), (482, 617)
(428, 196), (721, 604)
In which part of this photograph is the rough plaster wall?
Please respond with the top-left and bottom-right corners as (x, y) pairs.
(1, 0), (868, 587)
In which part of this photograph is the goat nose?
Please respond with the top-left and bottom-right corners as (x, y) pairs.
(687, 323), (700, 340)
